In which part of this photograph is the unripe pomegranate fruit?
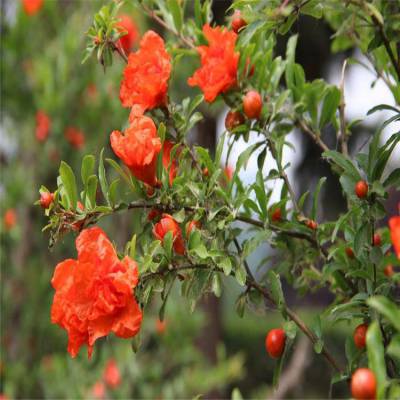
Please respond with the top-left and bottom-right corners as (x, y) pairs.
(265, 328), (286, 358)
(351, 368), (376, 400)
(225, 110), (245, 132)
(355, 180), (368, 199)
(345, 247), (355, 259)
(231, 10), (247, 33)
(353, 323), (368, 349)
(373, 233), (381, 246)
(384, 264), (394, 277)
(243, 91), (262, 119)
(271, 208), (282, 222)
(39, 192), (54, 209)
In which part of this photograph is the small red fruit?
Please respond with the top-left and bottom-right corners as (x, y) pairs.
(345, 247), (355, 259)
(265, 328), (286, 358)
(353, 323), (368, 349)
(202, 167), (209, 177)
(186, 220), (201, 236)
(39, 192), (54, 209)
(271, 208), (282, 222)
(243, 90), (262, 119)
(373, 233), (381, 246)
(225, 110), (245, 132)
(384, 264), (394, 277)
(306, 219), (318, 230)
(351, 368), (376, 400)
(355, 180), (368, 199)
(231, 10), (247, 33)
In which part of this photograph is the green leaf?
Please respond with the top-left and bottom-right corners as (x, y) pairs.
(99, 149), (110, 205)
(212, 273), (222, 297)
(168, 0), (183, 32)
(235, 265), (246, 287)
(322, 150), (360, 181)
(366, 321), (387, 399)
(81, 155), (95, 185)
(86, 175), (98, 209)
(129, 234), (136, 259)
(59, 161), (78, 209)
(319, 87), (340, 129)
(220, 257), (232, 276)
(311, 177), (326, 220)
(383, 168), (400, 189)
(267, 271), (285, 310)
(367, 296), (400, 331)
(387, 334), (400, 361)
(162, 231), (174, 260)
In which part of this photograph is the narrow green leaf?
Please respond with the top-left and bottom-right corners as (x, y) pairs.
(81, 154), (95, 185)
(366, 321), (386, 399)
(99, 149), (110, 205)
(59, 161), (78, 209)
(367, 296), (400, 331)
(311, 177), (326, 220)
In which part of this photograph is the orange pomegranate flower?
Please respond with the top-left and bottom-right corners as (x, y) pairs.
(119, 31), (171, 111)
(117, 14), (138, 55)
(65, 127), (85, 150)
(90, 381), (106, 400)
(22, 0), (43, 16)
(51, 227), (143, 358)
(153, 214), (185, 255)
(188, 24), (239, 103)
(111, 107), (178, 186)
(103, 359), (121, 388)
(35, 110), (50, 142)
(110, 107), (162, 186)
(389, 216), (400, 259)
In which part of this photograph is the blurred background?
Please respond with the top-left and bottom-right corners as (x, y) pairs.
(1, 1), (399, 399)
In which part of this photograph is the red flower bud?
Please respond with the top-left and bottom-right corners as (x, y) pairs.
(345, 247), (354, 258)
(355, 180), (368, 199)
(373, 233), (381, 246)
(306, 219), (318, 230)
(40, 192), (54, 209)
(353, 323), (368, 349)
(3, 209), (17, 230)
(202, 167), (209, 177)
(225, 110), (245, 132)
(271, 208), (282, 222)
(156, 319), (167, 335)
(384, 264), (394, 277)
(265, 328), (286, 358)
(153, 214), (185, 255)
(103, 359), (121, 388)
(243, 90), (262, 119)
(351, 368), (376, 400)
(231, 11), (247, 33)
(186, 220), (201, 237)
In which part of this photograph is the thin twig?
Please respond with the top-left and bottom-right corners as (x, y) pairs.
(370, 14), (400, 81)
(141, 3), (195, 49)
(267, 138), (301, 215)
(296, 120), (330, 153)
